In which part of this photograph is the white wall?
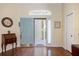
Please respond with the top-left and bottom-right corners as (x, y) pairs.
(0, 3), (63, 52)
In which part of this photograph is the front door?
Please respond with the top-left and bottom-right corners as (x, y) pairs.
(20, 18), (34, 46)
(34, 18), (46, 46)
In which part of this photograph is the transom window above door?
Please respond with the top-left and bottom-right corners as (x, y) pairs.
(29, 10), (52, 15)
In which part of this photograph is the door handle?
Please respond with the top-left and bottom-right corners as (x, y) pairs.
(71, 35), (72, 37)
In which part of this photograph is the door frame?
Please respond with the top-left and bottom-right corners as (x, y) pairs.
(34, 18), (47, 46)
(64, 11), (75, 51)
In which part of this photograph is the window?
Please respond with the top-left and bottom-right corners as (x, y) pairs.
(29, 10), (52, 15)
(47, 20), (51, 43)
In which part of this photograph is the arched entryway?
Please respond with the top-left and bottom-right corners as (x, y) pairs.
(20, 10), (52, 47)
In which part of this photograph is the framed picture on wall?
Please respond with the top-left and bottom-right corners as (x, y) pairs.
(54, 21), (61, 28)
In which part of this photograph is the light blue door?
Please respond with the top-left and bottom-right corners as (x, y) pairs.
(20, 18), (34, 45)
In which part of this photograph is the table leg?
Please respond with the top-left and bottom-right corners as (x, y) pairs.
(5, 45), (6, 53)
(1, 44), (3, 55)
(12, 43), (14, 49)
(12, 43), (14, 54)
(16, 42), (17, 48)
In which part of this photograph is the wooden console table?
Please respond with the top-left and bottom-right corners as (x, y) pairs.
(72, 44), (79, 56)
(1, 33), (17, 53)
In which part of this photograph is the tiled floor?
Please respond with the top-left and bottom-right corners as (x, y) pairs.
(0, 47), (72, 56)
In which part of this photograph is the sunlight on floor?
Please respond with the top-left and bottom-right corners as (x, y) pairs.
(34, 47), (47, 56)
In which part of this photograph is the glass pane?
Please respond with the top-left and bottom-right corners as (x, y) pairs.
(47, 20), (51, 43)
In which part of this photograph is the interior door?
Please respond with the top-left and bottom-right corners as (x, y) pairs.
(20, 18), (34, 46)
(35, 19), (46, 46)
(65, 13), (75, 52)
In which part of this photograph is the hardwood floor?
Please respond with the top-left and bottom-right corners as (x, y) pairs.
(0, 47), (72, 56)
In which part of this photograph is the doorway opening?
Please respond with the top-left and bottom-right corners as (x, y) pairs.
(20, 17), (52, 47)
